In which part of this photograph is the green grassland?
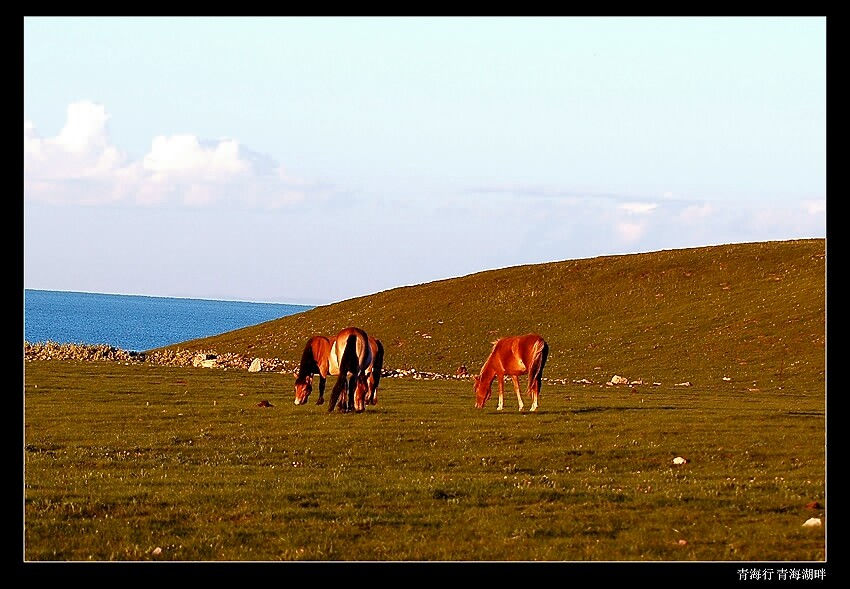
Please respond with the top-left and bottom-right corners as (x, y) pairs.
(23, 239), (826, 563)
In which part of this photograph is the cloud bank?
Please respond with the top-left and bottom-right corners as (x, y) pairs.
(24, 100), (826, 255)
(24, 101), (314, 208)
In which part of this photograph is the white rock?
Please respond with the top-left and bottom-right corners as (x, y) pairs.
(803, 517), (822, 528)
(672, 456), (688, 465)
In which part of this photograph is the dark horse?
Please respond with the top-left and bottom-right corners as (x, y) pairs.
(327, 326), (373, 413)
(293, 332), (383, 410)
(473, 333), (548, 412)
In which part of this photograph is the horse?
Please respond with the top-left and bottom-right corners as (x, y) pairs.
(293, 333), (383, 410)
(357, 336), (384, 406)
(326, 326), (373, 413)
(473, 333), (549, 412)
(293, 335), (332, 406)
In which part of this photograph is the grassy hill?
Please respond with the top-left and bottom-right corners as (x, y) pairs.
(156, 239), (825, 392)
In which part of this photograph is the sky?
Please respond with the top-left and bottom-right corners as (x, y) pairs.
(24, 17), (826, 305)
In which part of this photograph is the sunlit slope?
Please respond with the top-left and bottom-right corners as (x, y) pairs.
(157, 239), (825, 390)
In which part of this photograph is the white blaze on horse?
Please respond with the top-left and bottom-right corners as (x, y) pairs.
(473, 333), (549, 412)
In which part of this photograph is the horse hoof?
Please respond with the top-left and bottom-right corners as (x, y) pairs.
(316, 399), (324, 405)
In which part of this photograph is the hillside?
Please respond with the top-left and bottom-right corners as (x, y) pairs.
(156, 239), (826, 390)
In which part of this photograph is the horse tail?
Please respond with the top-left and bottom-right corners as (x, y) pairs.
(529, 337), (549, 394)
(329, 333), (360, 411)
(372, 339), (384, 393)
(341, 333), (360, 377)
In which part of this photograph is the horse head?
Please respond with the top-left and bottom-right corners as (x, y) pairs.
(294, 375), (313, 405)
(473, 374), (492, 409)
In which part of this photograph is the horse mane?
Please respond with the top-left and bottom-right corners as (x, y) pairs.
(477, 339), (501, 380)
(296, 337), (319, 379)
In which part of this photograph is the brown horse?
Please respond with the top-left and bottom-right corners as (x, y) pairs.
(293, 333), (383, 410)
(327, 326), (373, 413)
(293, 335), (332, 406)
(357, 336), (384, 406)
(473, 333), (548, 412)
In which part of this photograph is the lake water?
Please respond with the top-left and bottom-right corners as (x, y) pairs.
(23, 289), (313, 352)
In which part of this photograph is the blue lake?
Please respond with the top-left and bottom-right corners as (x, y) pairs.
(23, 289), (313, 352)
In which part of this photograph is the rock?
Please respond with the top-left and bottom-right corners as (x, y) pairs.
(193, 353), (217, 367)
(248, 358), (262, 372)
(672, 456), (688, 465)
(802, 517), (822, 527)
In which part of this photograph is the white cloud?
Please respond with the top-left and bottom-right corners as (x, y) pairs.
(679, 203), (714, 222)
(55, 101), (111, 153)
(25, 102), (128, 186)
(618, 202), (658, 215)
(24, 101), (318, 209)
(143, 135), (250, 180)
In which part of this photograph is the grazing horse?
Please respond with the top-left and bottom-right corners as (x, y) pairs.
(294, 332), (383, 411)
(473, 333), (549, 412)
(357, 336), (384, 406)
(293, 335), (332, 406)
(326, 327), (373, 413)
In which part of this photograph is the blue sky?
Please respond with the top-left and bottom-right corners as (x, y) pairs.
(24, 17), (826, 305)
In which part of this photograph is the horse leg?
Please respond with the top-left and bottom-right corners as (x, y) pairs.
(497, 376), (505, 411)
(529, 380), (539, 412)
(366, 372), (377, 405)
(342, 374), (353, 413)
(335, 376), (348, 412)
(335, 377), (350, 412)
(512, 375), (524, 412)
(317, 375), (326, 405)
(328, 374), (347, 413)
(354, 374), (367, 413)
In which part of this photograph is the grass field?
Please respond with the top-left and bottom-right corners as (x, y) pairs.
(24, 359), (825, 563)
(23, 239), (827, 569)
